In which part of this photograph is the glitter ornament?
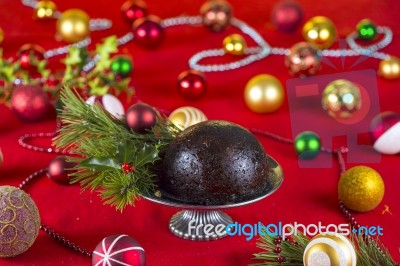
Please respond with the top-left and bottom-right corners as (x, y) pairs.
(370, 111), (400, 155)
(56, 9), (90, 43)
(285, 42), (321, 76)
(11, 86), (50, 122)
(223, 34), (246, 55)
(92, 235), (145, 266)
(168, 106), (207, 130)
(294, 131), (321, 159)
(338, 166), (385, 212)
(244, 74), (285, 113)
(322, 79), (361, 119)
(304, 233), (356, 266)
(200, 0), (232, 32)
(121, 0), (148, 25)
(0, 186), (40, 258)
(378, 56), (400, 80)
(356, 19), (377, 41)
(302, 16), (337, 49)
(110, 55), (134, 78)
(126, 103), (157, 133)
(177, 70), (207, 100)
(35, 1), (57, 20)
(47, 156), (76, 185)
(132, 16), (164, 48)
(86, 94), (125, 119)
(271, 0), (303, 33)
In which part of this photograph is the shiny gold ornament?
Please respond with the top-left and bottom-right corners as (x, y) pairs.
(35, 1), (57, 19)
(244, 74), (285, 113)
(378, 56), (400, 79)
(302, 16), (337, 49)
(322, 79), (361, 118)
(338, 166), (385, 212)
(223, 34), (246, 55)
(304, 233), (356, 266)
(56, 9), (90, 43)
(169, 106), (207, 130)
(0, 27), (4, 45)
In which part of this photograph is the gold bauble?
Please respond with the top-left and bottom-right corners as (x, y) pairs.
(244, 74), (285, 113)
(35, 1), (57, 19)
(378, 56), (400, 79)
(223, 34), (246, 55)
(304, 233), (356, 266)
(0, 27), (4, 45)
(56, 9), (90, 43)
(302, 16), (337, 49)
(338, 166), (384, 212)
(322, 79), (361, 118)
(169, 106), (207, 130)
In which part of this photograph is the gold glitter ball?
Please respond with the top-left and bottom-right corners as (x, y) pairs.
(338, 166), (385, 212)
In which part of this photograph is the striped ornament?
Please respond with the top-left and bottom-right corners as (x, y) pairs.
(168, 106), (207, 130)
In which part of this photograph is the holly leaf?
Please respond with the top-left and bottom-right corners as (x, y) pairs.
(80, 157), (121, 172)
(116, 141), (136, 164)
(64, 47), (83, 66)
(135, 144), (160, 167)
(96, 36), (118, 58)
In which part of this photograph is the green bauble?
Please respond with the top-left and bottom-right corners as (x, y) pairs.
(356, 19), (377, 41)
(111, 56), (133, 78)
(294, 131), (321, 159)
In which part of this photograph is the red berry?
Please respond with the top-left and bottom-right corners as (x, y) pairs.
(274, 247), (282, 253)
(277, 256), (284, 263)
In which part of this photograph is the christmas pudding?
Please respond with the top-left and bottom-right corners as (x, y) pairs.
(160, 120), (269, 205)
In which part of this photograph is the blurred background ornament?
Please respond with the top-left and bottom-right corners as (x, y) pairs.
(271, 0), (303, 33)
(356, 19), (377, 41)
(285, 42), (320, 76)
(56, 9), (90, 43)
(378, 56), (400, 79)
(168, 106), (207, 130)
(11, 86), (50, 122)
(92, 235), (145, 266)
(294, 131), (321, 159)
(322, 79), (361, 118)
(177, 70), (207, 100)
(86, 94), (125, 119)
(302, 16), (337, 49)
(0, 26), (3, 44)
(200, 0), (232, 32)
(126, 103), (157, 133)
(35, 0), (57, 20)
(121, 0), (148, 25)
(304, 233), (356, 266)
(17, 43), (45, 72)
(223, 34), (246, 55)
(111, 55), (134, 78)
(338, 166), (385, 212)
(47, 156), (76, 185)
(132, 16), (164, 48)
(244, 74), (285, 113)
(370, 111), (400, 155)
(0, 186), (40, 258)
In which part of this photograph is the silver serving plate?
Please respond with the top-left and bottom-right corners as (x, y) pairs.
(142, 155), (283, 241)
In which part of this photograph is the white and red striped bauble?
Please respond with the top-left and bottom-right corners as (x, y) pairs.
(92, 234), (145, 266)
(370, 111), (400, 155)
(86, 94), (125, 119)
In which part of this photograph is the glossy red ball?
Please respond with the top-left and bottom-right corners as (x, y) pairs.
(18, 44), (45, 71)
(126, 103), (157, 133)
(177, 70), (207, 100)
(121, 0), (148, 25)
(271, 1), (303, 33)
(11, 86), (50, 122)
(133, 16), (164, 48)
(47, 156), (76, 185)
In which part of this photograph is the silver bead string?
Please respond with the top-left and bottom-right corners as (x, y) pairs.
(44, 38), (91, 59)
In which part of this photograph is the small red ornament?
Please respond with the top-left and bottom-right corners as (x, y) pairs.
(11, 86), (50, 122)
(17, 44), (45, 72)
(133, 16), (164, 48)
(121, 0), (148, 25)
(177, 70), (207, 100)
(126, 103), (157, 133)
(271, 1), (303, 33)
(92, 234), (145, 266)
(200, 0), (232, 32)
(47, 156), (76, 185)
(122, 162), (136, 174)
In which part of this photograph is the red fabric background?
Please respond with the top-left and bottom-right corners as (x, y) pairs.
(1, 0), (400, 265)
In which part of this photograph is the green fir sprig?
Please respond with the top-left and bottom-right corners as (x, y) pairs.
(53, 87), (180, 211)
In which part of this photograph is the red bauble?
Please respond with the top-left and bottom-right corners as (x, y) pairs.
(133, 16), (164, 48)
(121, 0), (148, 25)
(177, 70), (207, 100)
(271, 1), (303, 33)
(126, 103), (157, 133)
(47, 156), (76, 185)
(17, 44), (45, 71)
(92, 235), (145, 266)
(11, 86), (50, 122)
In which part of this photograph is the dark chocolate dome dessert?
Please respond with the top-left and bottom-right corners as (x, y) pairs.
(160, 120), (269, 205)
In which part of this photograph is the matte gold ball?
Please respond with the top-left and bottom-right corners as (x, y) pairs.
(169, 106), (208, 130)
(244, 74), (285, 113)
(338, 166), (385, 212)
(302, 16), (337, 49)
(56, 9), (90, 43)
(378, 56), (400, 79)
(35, 1), (57, 19)
(223, 34), (246, 55)
(322, 79), (361, 118)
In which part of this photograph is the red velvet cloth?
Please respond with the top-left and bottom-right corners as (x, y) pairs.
(1, 0), (400, 265)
